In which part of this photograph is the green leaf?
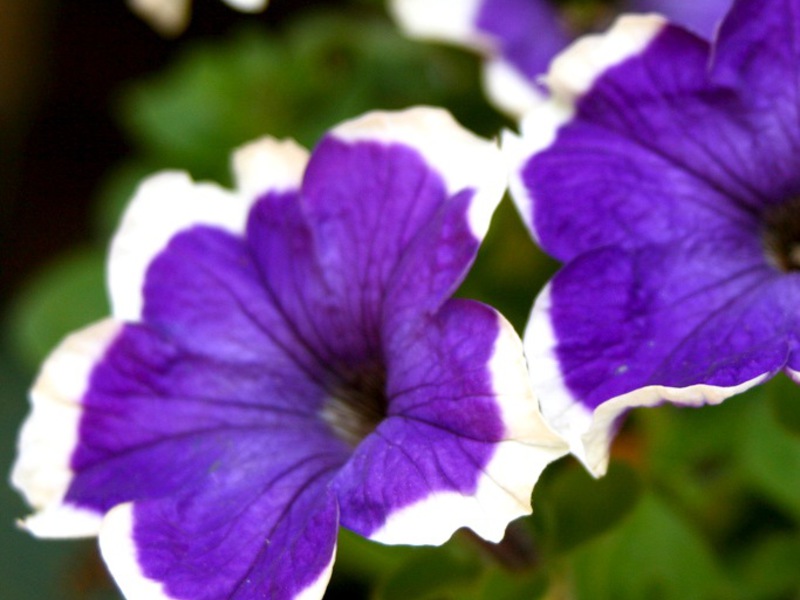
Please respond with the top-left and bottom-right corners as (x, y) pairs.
(6, 248), (108, 369)
(531, 460), (642, 556)
(739, 397), (800, 522)
(569, 493), (726, 600)
(374, 541), (483, 600)
(473, 567), (548, 600)
(638, 392), (763, 540)
(118, 10), (500, 182)
(732, 532), (800, 600)
(765, 372), (800, 438)
(333, 527), (414, 583)
(92, 160), (159, 238)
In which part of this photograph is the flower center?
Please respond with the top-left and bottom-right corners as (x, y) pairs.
(321, 362), (388, 447)
(762, 197), (800, 272)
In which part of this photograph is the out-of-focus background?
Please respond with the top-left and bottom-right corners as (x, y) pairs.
(3, 1), (800, 599)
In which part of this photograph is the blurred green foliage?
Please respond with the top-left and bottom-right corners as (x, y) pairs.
(7, 248), (108, 368)
(117, 9), (502, 185)
(5, 2), (800, 599)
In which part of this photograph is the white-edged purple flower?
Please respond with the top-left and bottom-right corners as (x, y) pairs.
(390, 0), (733, 118)
(505, 0), (800, 476)
(11, 107), (567, 600)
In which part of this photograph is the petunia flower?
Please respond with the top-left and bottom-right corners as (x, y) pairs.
(128, 0), (267, 37)
(12, 107), (567, 599)
(505, 0), (800, 476)
(390, 0), (733, 118)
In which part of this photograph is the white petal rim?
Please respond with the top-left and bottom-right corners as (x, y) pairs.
(389, 0), (490, 51)
(483, 58), (547, 120)
(330, 106), (507, 241)
(503, 101), (574, 242)
(11, 319), (122, 538)
(222, 0), (268, 13)
(100, 503), (175, 600)
(504, 15), (665, 241)
(580, 374), (769, 476)
(294, 541), (337, 600)
(109, 137), (307, 322)
(545, 14), (666, 102)
(100, 503), (336, 600)
(232, 136), (309, 199)
(108, 172), (248, 322)
(369, 312), (567, 546)
(525, 284), (770, 476)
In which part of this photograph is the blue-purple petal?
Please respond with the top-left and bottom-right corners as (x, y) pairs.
(627, 0), (733, 38)
(475, 0), (570, 81)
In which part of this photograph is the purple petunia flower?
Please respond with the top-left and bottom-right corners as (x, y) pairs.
(12, 107), (567, 599)
(505, 0), (800, 476)
(391, 0), (733, 118)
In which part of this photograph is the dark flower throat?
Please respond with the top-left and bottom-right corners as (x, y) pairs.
(762, 198), (800, 272)
(321, 363), (388, 447)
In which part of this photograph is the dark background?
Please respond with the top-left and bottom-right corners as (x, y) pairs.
(2, 0), (342, 305)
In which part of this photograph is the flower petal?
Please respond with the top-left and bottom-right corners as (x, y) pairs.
(61, 313), (349, 513)
(109, 137), (307, 323)
(390, 0), (488, 51)
(626, 0), (733, 37)
(285, 107), (504, 348)
(99, 467), (339, 600)
(713, 0), (800, 94)
(39, 319), (345, 598)
(514, 15), (798, 265)
(334, 299), (566, 545)
(140, 221), (325, 379)
(322, 107), (505, 241)
(527, 239), (796, 474)
(222, 0), (268, 13)
(391, 0), (569, 117)
(11, 320), (122, 537)
(473, 0), (569, 85)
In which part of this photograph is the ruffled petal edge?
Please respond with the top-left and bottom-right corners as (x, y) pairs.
(11, 319), (123, 538)
(504, 14), (668, 240)
(328, 106), (507, 242)
(526, 283), (771, 476)
(389, 0), (490, 53)
(368, 311), (567, 545)
(99, 500), (338, 600)
(108, 137), (309, 322)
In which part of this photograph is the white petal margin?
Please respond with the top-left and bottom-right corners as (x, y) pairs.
(101, 502), (337, 600)
(11, 319), (123, 538)
(331, 107), (507, 241)
(389, 0), (490, 52)
(232, 136), (309, 200)
(294, 542), (337, 600)
(127, 0), (191, 37)
(222, 0), (268, 13)
(100, 504), (175, 600)
(503, 15), (666, 241)
(369, 312), (568, 546)
(109, 137), (308, 323)
(526, 284), (770, 477)
(483, 59), (547, 120)
(545, 14), (666, 103)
